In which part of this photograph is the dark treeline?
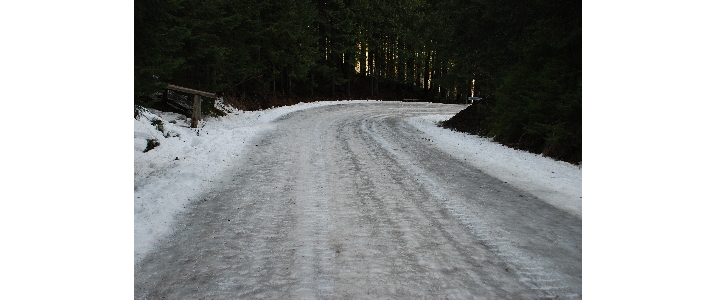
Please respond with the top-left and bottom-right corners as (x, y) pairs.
(135, 0), (581, 162)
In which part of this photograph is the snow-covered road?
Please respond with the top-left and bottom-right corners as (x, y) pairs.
(135, 102), (581, 299)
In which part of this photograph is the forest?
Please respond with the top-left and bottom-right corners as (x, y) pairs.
(135, 0), (581, 163)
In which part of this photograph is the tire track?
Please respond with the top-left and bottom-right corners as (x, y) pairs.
(135, 102), (581, 299)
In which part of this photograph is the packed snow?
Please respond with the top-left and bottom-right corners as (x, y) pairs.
(135, 101), (581, 263)
(134, 100), (368, 262)
(409, 114), (582, 218)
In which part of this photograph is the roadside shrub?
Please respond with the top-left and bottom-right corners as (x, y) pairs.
(135, 105), (149, 120)
(441, 102), (490, 136)
(202, 99), (228, 118)
(151, 118), (164, 133)
(164, 131), (180, 138)
(144, 139), (160, 152)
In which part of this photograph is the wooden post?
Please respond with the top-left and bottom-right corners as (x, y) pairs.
(166, 84), (216, 98)
(191, 95), (202, 128)
(164, 84), (215, 128)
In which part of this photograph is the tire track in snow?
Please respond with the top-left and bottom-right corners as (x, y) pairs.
(135, 102), (580, 299)
(360, 112), (580, 298)
(289, 115), (335, 298)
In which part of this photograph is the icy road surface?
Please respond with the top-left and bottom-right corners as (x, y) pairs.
(135, 102), (581, 299)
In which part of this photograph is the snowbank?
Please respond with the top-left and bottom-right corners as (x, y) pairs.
(408, 114), (582, 219)
(134, 100), (362, 263)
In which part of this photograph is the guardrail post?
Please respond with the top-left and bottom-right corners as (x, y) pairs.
(191, 94), (202, 128)
(165, 84), (215, 128)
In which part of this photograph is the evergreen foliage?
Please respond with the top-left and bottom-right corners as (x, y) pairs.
(135, 0), (581, 163)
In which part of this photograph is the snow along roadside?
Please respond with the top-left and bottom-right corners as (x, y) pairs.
(407, 114), (582, 219)
(134, 100), (374, 263)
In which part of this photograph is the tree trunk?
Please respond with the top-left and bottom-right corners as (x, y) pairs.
(368, 50), (375, 96)
(373, 75), (378, 96)
(398, 40), (405, 85)
(423, 52), (430, 93)
(408, 53), (416, 87)
(360, 40), (366, 76)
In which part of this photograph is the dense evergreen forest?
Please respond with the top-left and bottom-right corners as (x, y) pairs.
(135, 0), (581, 163)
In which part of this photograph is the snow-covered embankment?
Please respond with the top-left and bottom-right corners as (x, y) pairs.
(134, 100), (354, 263)
(408, 114), (582, 219)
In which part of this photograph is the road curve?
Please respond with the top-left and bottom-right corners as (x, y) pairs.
(135, 102), (581, 299)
